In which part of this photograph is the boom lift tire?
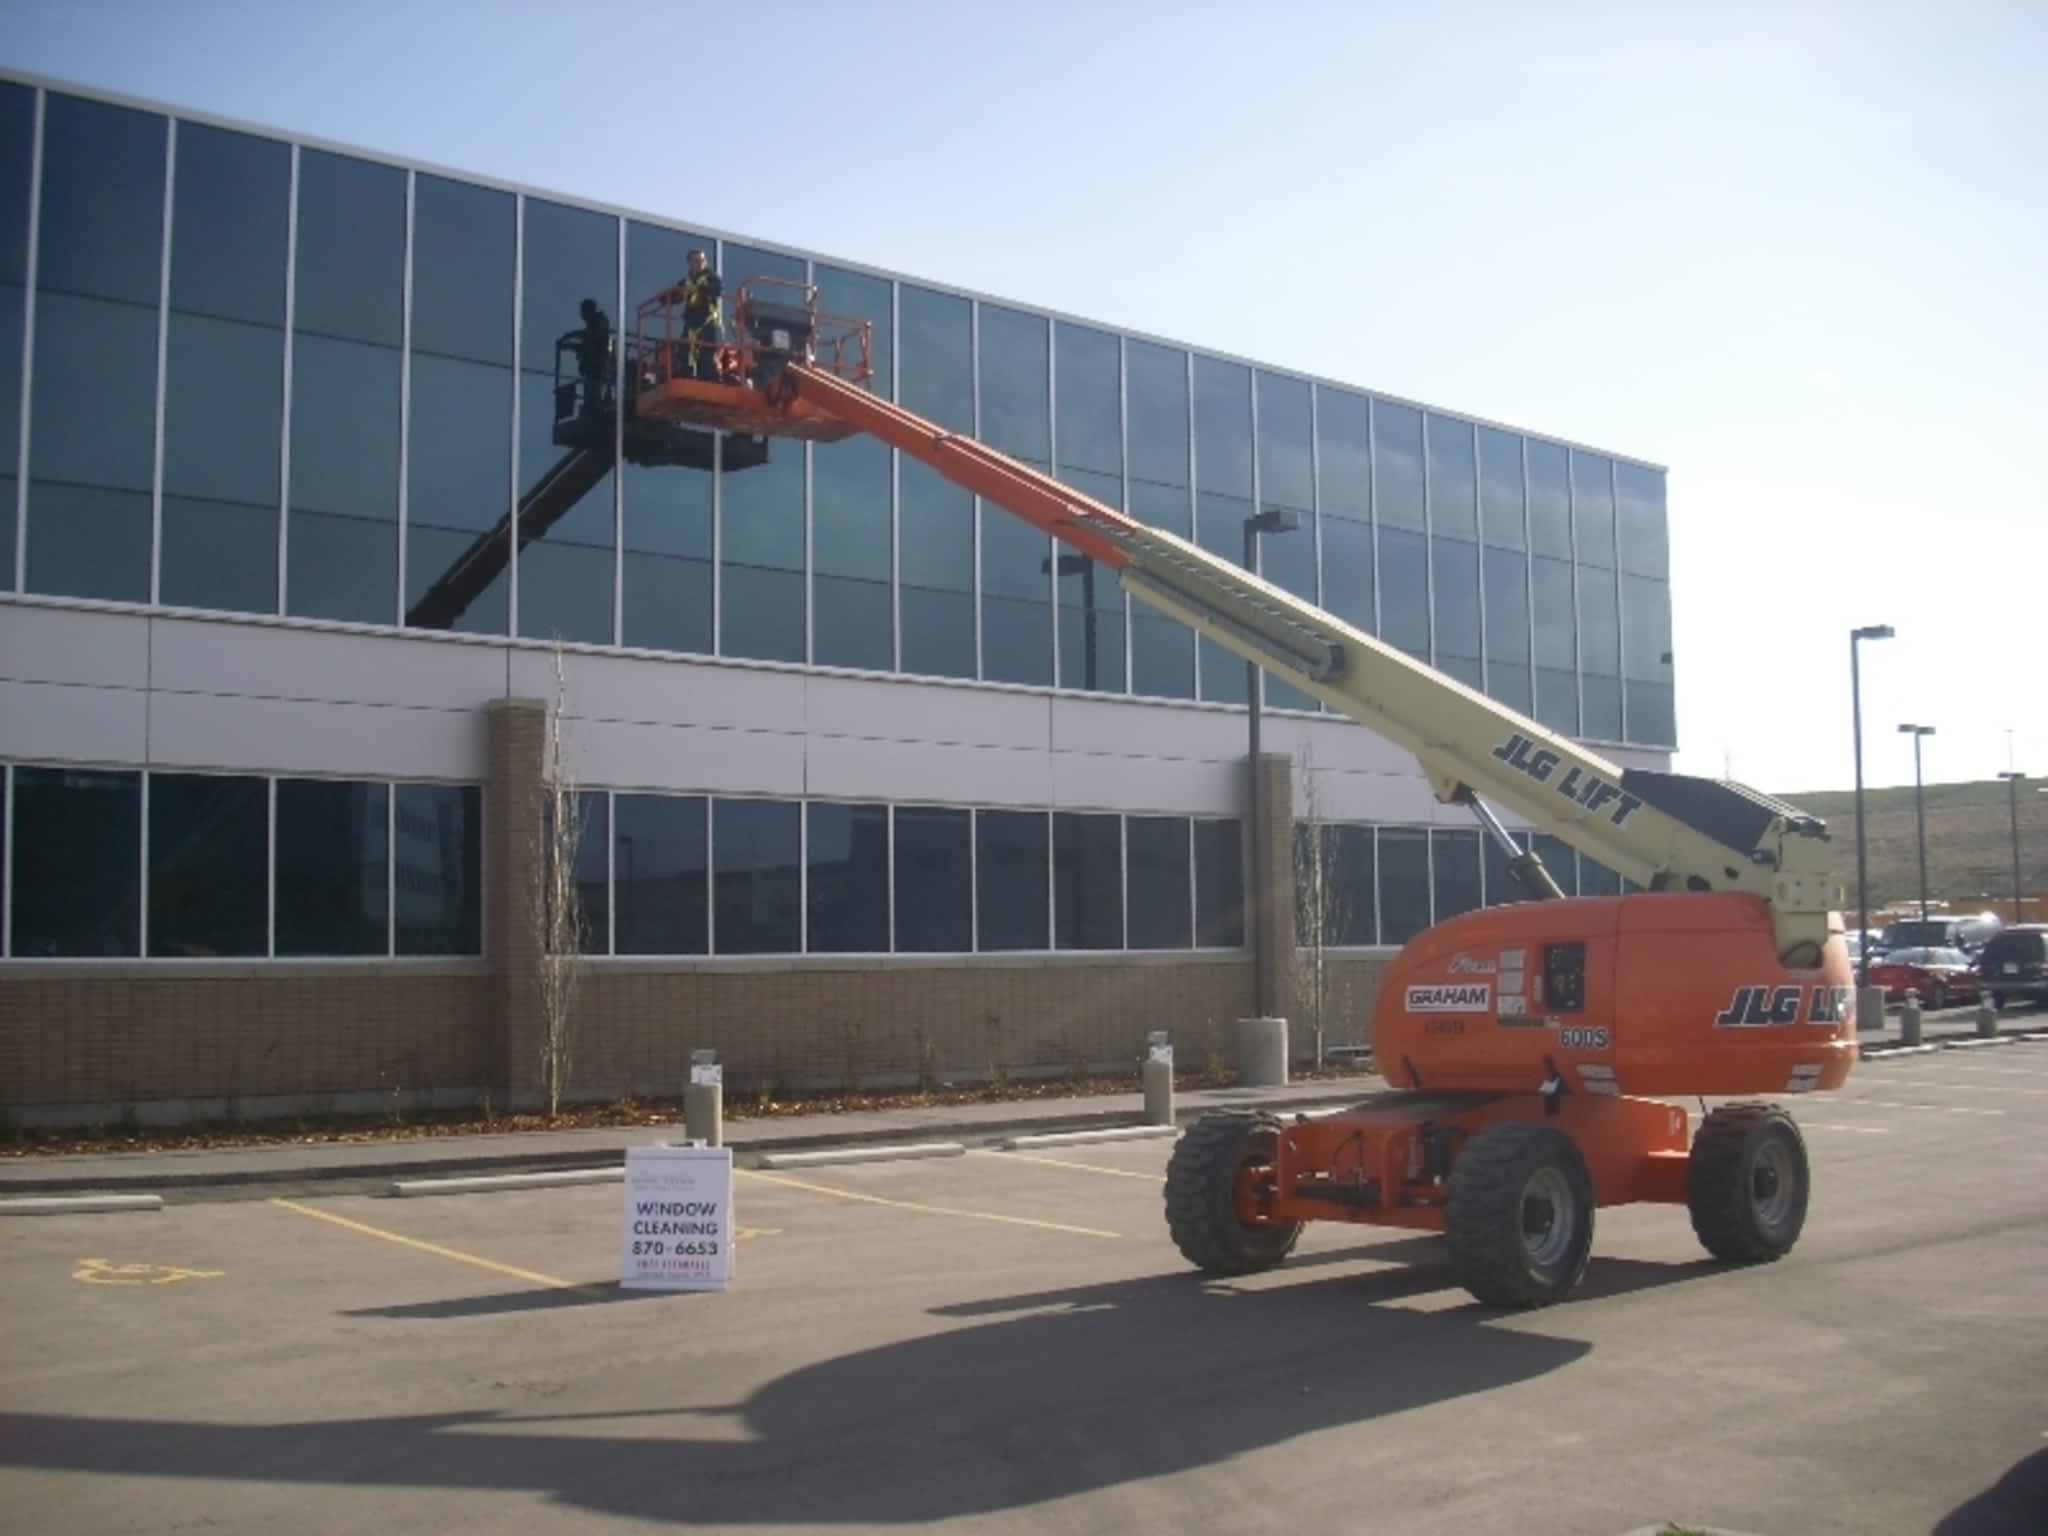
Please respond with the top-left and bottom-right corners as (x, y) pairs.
(1165, 1110), (1302, 1275)
(1445, 1121), (1596, 1308)
(1686, 1102), (1809, 1264)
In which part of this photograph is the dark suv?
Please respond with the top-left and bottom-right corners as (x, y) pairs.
(1974, 926), (2048, 1010)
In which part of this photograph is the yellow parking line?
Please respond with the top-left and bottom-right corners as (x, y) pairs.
(972, 1148), (1163, 1183)
(267, 1197), (594, 1293)
(739, 1168), (1118, 1239)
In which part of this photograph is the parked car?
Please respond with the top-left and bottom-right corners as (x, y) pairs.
(1974, 925), (2048, 1011)
(1866, 946), (1983, 1008)
(1878, 913), (2003, 957)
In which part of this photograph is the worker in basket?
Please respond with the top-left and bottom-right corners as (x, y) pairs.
(672, 248), (724, 382)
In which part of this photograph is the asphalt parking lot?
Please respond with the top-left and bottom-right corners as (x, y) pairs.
(4, 1044), (2046, 1536)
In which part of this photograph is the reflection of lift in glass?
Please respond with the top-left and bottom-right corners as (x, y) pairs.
(404, 314), (772, 631)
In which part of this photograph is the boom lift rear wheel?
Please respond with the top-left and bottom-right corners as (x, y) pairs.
(1686, 1102), (1809, 1263)
(1164, 1110), (1302, 1275)
(1445, 1121), (1596, 1308)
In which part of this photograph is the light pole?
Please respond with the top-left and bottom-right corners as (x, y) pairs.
(1043, 553), (1099, 691)
(1898, 723), (1935, 921)
(1998, 771), (2025, 923)
(1849, 623), (1893, 986)
(1243, 507), (1303, 1017)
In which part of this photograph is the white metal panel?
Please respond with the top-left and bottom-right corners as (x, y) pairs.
(1048, 748), (1239, 817)
(511, 646), (808, 734)
(803, 669), (1052, 752)
(569, 715), (804, 798)
(0, 678), (148, 764)
(1306, 767), (1446, 826)
(0, 605), (151, 688)
(1049, 692), (1245, 763)
(147, 691), (484, 779)
(147, 615), (508, 708)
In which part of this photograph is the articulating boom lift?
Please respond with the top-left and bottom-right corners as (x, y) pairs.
(633, 277), (1857, 1307)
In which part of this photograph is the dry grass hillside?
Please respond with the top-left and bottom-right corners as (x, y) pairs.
(1770, 778), (2048, 920)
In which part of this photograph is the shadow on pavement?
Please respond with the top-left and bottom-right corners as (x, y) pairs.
(343, 1282), (675, 1321)
(1, 1264), (1601, 1525)
(1934, 1447), (2048, 1535)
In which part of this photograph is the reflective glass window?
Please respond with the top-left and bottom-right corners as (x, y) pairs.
(614, 793), (708, 955)
(1583, 674), (1624, 742)
(1580, 564), (1620, 675)
(1054, 322), (1120, 476)
(1432, 537), (1481, 670)
(813, 434), (892, 671)
(721, 243), (803, 302)
(1572, 450), (1615, 569)
(394, 783), (482, 955)
(1196, 489), (1251, 705)
(1627, 682), (1676, 748)
(721, 448), (804, 663)
(1126, 815), (1192, 950)
(1194, 357), (1252, 500)
(979, 304), (1048, 464)
(1257, 372), (1313, 513)
(561, 790), (610, 956)
(1377, 827), (1431, 945)
(1374, 400), (1424, 530)
(1296, 823), (1374, 947)
(1432, 828), (1483, 923)
(161, 313), (282, 613)
(712, 798), (799, 955)
(405, 175), (515, 635)
(170, 122), (287, 326)
(894, 805), (970, 953)
(1427, 414), (1477, 540)
(1315, 387), (1369, 523)
(287, 150), (402, 623)
(1531, 834), (1579, 897)
(1483, 546), (1532, 715)
(807, 801), (889, 954)
(899, 284), (970, 434)
(1129, 479), (1194, 699)
(976, 809), (1048, 951)
(1616, 461), (1668, 578)
(276, 778), (388, 956)
(1379, 527), (1429, 660)
(1527, 439), (1571, 559)
(10, 767), (141, 957)
(26, 95), (165, 603)
(1194, 817), (1243, 948)
(0, 83), (31, 579)
(149, 772), (266, 957)
(813, 264), (891, 399)
(898, 459), (973, 679)
(1478, 426), (1525, 550)
(1053, 812), (1122, 950)
(1320, 515), (1373, 634)
(622, 220), (714, 655)
(517, 198), (618, 645)
(1532, 554), (1578, 736)
(1581, 857), (1624, 897)
(1623, 562), (1673, 671)
(1051, 467), (1125, 694)
(1125, 341), (1189, 490)
(1482, 827), (1527, 907)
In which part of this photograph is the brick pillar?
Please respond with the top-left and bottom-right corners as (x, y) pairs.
(488, 697), (547, 1107)
(1253, 750), (1296, 1022)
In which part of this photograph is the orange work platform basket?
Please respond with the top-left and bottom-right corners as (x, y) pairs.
(632, 275), (875, 443)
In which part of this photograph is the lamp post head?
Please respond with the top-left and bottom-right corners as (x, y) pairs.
(1999, 770), (2025, 783)
(1247, 508), (1303, 537)
(1853, 624), (1895, 642)
(1898, 723), (1934, 737)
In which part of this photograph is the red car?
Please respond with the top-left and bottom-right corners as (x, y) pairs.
(1867, 946), (1982, 1009)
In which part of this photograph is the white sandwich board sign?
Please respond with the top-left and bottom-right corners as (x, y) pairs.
(621, 1143), (733, 1291)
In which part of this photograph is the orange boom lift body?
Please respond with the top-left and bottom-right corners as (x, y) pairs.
(628, 277), (1858, 1306)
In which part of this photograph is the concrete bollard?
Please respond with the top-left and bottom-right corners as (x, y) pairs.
(1233, 1016), (1289, 1087)
(1856, 985), (1888, 1036)
(1976, 1002), (2000, 1039)
(1899, 999), (1923, 1048)
(1142, 1031), (1175, 1126)
(684, 1049), (723, 1147)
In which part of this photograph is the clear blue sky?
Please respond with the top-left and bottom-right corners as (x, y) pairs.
(6, 0), (2043, 795)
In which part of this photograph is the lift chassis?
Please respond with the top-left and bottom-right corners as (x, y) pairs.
(623, 274), (1856, 1309)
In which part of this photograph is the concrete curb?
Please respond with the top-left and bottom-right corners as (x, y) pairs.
(757, 1141), (967, 1169)
(0, 1193), (163, 1216)
(390, 1167), (624, 1198)
(997, 1126), (1180, 1150)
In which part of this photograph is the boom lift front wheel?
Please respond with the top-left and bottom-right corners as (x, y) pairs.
(1686, 1102), (1810, 1263)
(1165, 1110), (1302, 1275)
(1445, 1121), (1597, 1308)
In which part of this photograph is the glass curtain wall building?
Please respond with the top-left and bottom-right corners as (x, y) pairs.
(0, 72), (1674, 1108)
